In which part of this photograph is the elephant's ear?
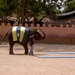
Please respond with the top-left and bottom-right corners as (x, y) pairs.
(34, 30), (42, 40)
(34, 29), (46, 40)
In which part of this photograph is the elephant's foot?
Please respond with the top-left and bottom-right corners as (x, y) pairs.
(9, 51), (14, 55)
(24, 52), (28, 55)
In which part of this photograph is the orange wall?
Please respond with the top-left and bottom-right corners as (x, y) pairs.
(0, 23), (75, 44)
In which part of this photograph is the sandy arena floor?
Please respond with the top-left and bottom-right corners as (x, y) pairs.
(0, 42), (75, 75)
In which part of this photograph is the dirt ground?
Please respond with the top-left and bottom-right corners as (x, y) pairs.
(0, 42), (75, 75)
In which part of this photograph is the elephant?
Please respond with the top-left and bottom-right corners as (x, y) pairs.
(0, 26), (46, 55)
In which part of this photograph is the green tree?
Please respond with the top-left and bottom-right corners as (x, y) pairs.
(63, 0), (75, 12)
(29, 0), (62, 17)
(0, 0), (62, 24)
(0, 0), (20, 20)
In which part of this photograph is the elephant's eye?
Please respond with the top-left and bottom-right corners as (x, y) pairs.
(36, 35), (38, 36)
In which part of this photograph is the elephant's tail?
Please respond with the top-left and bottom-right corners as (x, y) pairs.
(0, 32), (8, 44)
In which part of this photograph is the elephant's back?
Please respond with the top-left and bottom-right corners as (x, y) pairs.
(12, 26), (30, 43)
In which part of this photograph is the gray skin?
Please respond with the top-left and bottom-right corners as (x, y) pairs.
(0, 27), (46, 55)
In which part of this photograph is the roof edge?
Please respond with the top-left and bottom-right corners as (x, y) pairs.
(56, 10), (75, 17)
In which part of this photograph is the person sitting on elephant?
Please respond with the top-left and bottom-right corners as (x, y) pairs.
(28, 34), (34, 55)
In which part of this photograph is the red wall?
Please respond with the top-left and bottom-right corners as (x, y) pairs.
(0, 23), (75, 44)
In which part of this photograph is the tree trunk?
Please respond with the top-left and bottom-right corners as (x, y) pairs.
(21, 0), (25, 25)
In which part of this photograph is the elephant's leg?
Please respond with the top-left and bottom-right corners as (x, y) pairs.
(9, 42), (15, 55)
(23, 45), (28, 55)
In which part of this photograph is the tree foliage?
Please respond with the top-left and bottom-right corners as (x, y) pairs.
(63, 0), (75, 12)
(0, 0), (20, 16)
(29, 0), (62, 18)
(0, 0), (63, 23)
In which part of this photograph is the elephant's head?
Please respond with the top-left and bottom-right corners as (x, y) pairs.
(30, 28), (46, 40)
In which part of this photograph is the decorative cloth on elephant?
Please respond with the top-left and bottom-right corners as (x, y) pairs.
(12, 26), (30, 43)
